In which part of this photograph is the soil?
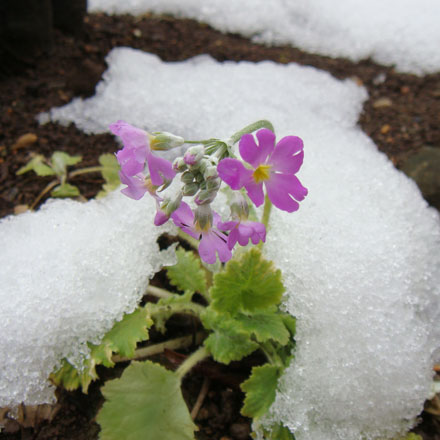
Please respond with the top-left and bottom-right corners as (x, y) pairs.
(1, 11), (439, 440)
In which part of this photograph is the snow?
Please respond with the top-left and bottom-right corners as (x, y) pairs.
(32, 47), (440, 440)
(88, 0), (440, 75)
(0, 191), (176, 407)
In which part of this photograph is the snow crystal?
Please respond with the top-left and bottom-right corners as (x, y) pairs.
(0, 190), (176, 407)
(40, 47), (440, 440)
(88, 0), (440, 75)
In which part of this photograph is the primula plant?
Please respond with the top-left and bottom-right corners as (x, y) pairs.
(51, 120), (308, 440)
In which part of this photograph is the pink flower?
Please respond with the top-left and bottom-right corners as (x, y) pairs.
(217, 129), (307, 212)
(110, 120), (176, 186)
(119, 170), (149, 200)
(217, 219), (266, 250)
(171, 202), (232, 264)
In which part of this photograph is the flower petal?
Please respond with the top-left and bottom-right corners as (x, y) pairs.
(239, 129), (275, 167)
(227, 227), (240, 250)
(119, 171), (147, 200)
(116, 148), (144, 176)
(217, 158), (253, 190)
(244, 180), (265, 207)
(265, 173), (308, 212)
(217, 220), (239, 231)
(146, 152), (176, 186)
(269, 136), (304, 174)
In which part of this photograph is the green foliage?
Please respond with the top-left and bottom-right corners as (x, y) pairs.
(235, 312), (290, 345)
(16, 154), (56, 176)
(147, 291), (197, 333)
(51, 183), (81, 198)
(50, 151), (82, 175)
(97, 361), (197, 440)
(210, 248), (285, 315)
(241, 364), (281, 418)
(96, 153), (121, 198)
(202, 309), (259, 364)
(51, 308), (153, 391)
(258, 423), (296, 440)
(166, 248), (208, 296)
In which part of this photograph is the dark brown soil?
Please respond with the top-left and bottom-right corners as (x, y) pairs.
(1, 11), (439, 440)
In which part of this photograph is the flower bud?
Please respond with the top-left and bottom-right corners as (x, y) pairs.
(182, 182), (199, 196)
(181, 170), (195, 184)
(183, 145), (205, 166)
(206, 177), (221, 191)
(230, 192), (249, 220)
(149, 132), (184, 151)
(204, 165), (218, 180)
(195, 189), (217, 205)
(173, 157), (187, 172)
(194, 204), (213, 231)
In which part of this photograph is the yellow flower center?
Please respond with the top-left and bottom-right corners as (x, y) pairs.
(253, 164), (271, 183)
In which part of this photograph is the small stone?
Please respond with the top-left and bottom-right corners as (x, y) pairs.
(133, 28), (142, 38)
(401, 85), (410, 95)
(380, 124), (391, 134)
(373, 97), (392, 108)
(14, 205), (29, 215)
(400, 146), (440, 210)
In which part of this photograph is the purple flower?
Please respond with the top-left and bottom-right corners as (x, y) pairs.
(110, 120), (176, 187)
(217, 129), (307, 212)
(217, 219), (266, 250)
(171, 202), (232, 264)
(119, 170), (149, 200)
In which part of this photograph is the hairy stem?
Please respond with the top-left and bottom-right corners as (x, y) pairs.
(146, 285), (175, 299)
(229, 120), (275, 145)
(113, 332), (206, 363)
(150, 300), (206, 319)
(176, 346), (210, 380)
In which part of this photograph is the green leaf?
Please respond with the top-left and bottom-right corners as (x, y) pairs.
(50, 356), (98, 392)
(97, 361), (197, 440)
(50, 151), (82, 175)
(51, 183), (81, 198)
(92, 307), (153, 367)
(166, 248), (208, 295)
(50, 307), (153, 391)
(97, 153), (121, 198)
(281, 314), (296, 336)
(235, 312), (290, 345)
(147, 291), (197, 333)
(260, 423), (295, 440)
(241, 364), (281, 418)
(211, 248), (285, 315)
(202, 309), (258, 364)
(16, 155), (56, 176)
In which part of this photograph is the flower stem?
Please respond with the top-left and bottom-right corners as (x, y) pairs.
(146, 285), (175, 299)
(113, 331), (206, 363)
(229, 120), (275, 145)
(261, 194), (273, 229)
(69, 166), (103, 177)
(175, 346), (210, 380)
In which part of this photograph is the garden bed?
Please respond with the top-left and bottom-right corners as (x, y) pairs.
(0, 12), (439, 440)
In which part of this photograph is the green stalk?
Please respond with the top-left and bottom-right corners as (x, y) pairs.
(258, 195), (273, 251)
(150, 301), (206, 319)
(229, 120), (275, 145)
(69, 166), (103, 177)
(175, 346), (210, 380)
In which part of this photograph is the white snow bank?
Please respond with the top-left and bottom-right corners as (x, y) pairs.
(38, 48), (440, 440)
(0, 190), (176, 407)
(88, 0), (440, 75)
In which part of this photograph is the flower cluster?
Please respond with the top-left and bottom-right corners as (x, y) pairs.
(110, 120), (307, 263)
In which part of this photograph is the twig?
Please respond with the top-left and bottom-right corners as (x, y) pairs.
(112, 332), (206, 363)
(30, 180), (59, 210)
(190, 377), (210, 420)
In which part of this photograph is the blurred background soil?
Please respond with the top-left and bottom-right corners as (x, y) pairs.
(0, 6), (439, 440)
